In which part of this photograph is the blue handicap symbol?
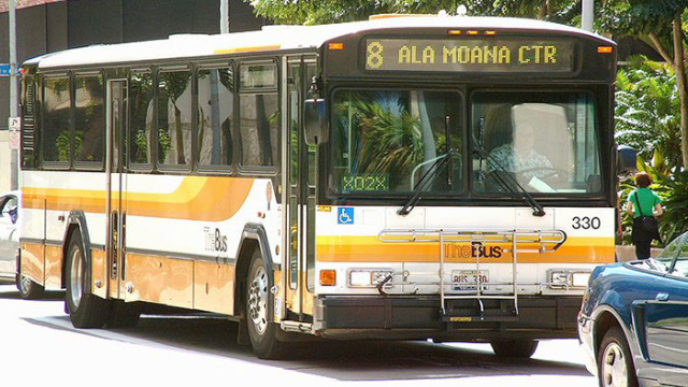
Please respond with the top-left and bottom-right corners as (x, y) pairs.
(337, 207), (354, 225)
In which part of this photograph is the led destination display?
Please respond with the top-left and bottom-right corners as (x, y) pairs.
(364, 38), (575, 72)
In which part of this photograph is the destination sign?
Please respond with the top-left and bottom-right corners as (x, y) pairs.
(364, 39), (575, 73)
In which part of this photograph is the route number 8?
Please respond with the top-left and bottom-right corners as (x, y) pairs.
(367, 41), (384, 69)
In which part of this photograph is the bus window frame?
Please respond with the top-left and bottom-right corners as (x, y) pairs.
(41, 72), (72, 171)
(236, 58), (281, 176)
(326, 85), (467, 200)
(196, 60), (236, 175)
(156, 65), (194, 173)
(72, 70), (106, 172)
(468, 87), (606, 199)
(128, 67), (156, 173)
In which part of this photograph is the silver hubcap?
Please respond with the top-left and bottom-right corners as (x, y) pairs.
(602, 342), (628, 387)
(19, 274), (32, 294)
(69, 246), (84, 308)
(248, 266), (269, 335)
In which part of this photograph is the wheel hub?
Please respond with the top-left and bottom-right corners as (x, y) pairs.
(248, 266), (268, 335)
(602, 342), (628, 387)
(69, 247), (83, 308)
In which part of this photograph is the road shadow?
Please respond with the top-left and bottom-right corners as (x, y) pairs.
(25, 314), (592, 382)
(0, 284), (64, 301)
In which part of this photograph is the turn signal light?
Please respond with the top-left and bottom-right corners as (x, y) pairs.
(320, 270), (336, 286)
(328, 42), (344, 50)
(597, 46), (613, 54)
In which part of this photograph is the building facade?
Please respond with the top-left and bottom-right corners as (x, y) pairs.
(0, 0), (267, 191)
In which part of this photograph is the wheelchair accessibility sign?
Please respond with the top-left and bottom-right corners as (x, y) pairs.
(337, 207), (354, 225)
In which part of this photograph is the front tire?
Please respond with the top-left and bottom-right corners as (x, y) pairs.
(598, 327), (638, 387)
(65, 232), (110, 328)
(17, 273), (44, 300)
(490, 339), (539, 358)
(245, 249), (288, 359)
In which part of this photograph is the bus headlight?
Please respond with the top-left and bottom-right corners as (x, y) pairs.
(548, 269), (591, 289)
(348, 269), (393, 288)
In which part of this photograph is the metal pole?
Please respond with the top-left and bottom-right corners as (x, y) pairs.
(9, 0), (18, 190)
(220, 0), (229, 33)
(582, 0), (594, 32)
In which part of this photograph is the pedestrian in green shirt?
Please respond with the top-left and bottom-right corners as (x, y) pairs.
(625, 172), (663, 259)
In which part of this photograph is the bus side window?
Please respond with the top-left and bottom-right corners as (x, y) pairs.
(158, 69), (193, 168)
(73, 73), (105, 167)
(198, 67), (234, 168)
(238, 62), (279, 169)
(43, 75), (71, 167)
(129, 71), (154, 167)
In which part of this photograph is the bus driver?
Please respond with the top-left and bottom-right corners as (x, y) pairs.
(488, 123), (555, 186)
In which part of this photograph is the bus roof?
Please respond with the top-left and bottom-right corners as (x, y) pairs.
(26, 15), (614, 70)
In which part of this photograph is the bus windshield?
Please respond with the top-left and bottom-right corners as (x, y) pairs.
(330, 89), (463, 195)
(472, 92), (601, 194)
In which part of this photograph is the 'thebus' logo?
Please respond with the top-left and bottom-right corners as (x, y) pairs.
(444, 242), (503, 259)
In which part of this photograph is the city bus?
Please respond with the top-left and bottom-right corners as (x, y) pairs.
(18, 14), (629, 359)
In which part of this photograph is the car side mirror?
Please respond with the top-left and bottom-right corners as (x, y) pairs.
(617, 145), (636, 175)
(304, 99), (327, 145)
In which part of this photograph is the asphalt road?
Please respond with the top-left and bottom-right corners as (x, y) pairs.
(0, 283), (596, 387)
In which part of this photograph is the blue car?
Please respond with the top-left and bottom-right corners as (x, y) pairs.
(578, 231), (688, 387)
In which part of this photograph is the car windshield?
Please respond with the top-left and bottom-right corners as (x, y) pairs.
(330, 89), (463, 195)
(472, 92), (602, 194)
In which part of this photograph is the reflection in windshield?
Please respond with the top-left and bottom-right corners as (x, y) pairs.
(473, 93), (601, 194)
(331, 90), (462, 194)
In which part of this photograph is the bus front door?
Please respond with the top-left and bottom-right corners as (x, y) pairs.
(105, 79), (128, 300)
(285, 56), (317, 320)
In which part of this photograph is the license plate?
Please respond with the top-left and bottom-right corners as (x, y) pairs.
(452, 270), (488, 291)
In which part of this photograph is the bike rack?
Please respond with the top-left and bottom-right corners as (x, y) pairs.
(378, 229), (566, 319)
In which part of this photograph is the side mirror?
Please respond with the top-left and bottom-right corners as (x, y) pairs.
(304, 99), (327, 145)
(617, 145), (636, 174)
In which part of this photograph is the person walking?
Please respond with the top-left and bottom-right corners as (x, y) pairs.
(626, 172), (663, 259)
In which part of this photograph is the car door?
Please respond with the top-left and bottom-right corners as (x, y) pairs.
(0, 194), (19, 276)
(643, 232), (688, 384)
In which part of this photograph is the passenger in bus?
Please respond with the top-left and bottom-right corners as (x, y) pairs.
(488, 123), (554, 182)
(626, 172), (663, 260)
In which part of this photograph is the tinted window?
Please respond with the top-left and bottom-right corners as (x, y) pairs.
(129, 71), (154, 165)
(239, 63), (279, 168)
(198, 68), (233, 167)
(330, 89), (463, 195)
(158, 70), (192, 167)
(472, 92), (601, 194)
(74, 74), (105, 164)
(43, 76), (71, 163)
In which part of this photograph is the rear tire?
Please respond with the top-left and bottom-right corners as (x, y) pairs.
(17, 273), (44, 300)
(245, 249), (288, 359)
(490, 339), (539, 358)
(65, 232), (110, 328)
(597, 327), (638, 387)
(106, 300), (141, 328)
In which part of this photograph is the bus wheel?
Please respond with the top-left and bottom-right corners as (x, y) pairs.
(490, 339), (539, 358)
(65, 232), (110, 328)
(17, 273), (44, 300)
(246, 249), (287, 359)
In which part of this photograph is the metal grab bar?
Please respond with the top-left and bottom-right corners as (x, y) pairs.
(377, 228), (566, 317)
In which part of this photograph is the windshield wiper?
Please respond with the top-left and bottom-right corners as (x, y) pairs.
(398, 152), (452, 216)
(473, 144), (546, 217)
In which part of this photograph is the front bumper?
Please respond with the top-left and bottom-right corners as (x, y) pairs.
(577, 312), (598, 375)
(314, 295), (582, 341)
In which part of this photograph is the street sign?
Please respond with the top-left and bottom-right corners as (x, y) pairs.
(0, 64), (11, 76)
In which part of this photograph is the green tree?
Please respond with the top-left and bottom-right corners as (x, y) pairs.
(615, 56), (683, 169)
(597, 0), (688, 169)
(246, 0), (579, 25)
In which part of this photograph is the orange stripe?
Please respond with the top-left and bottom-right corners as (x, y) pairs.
(23, 176), (255, 222)
(214, 45), (281, 54)
(316, 236), (615, 264)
